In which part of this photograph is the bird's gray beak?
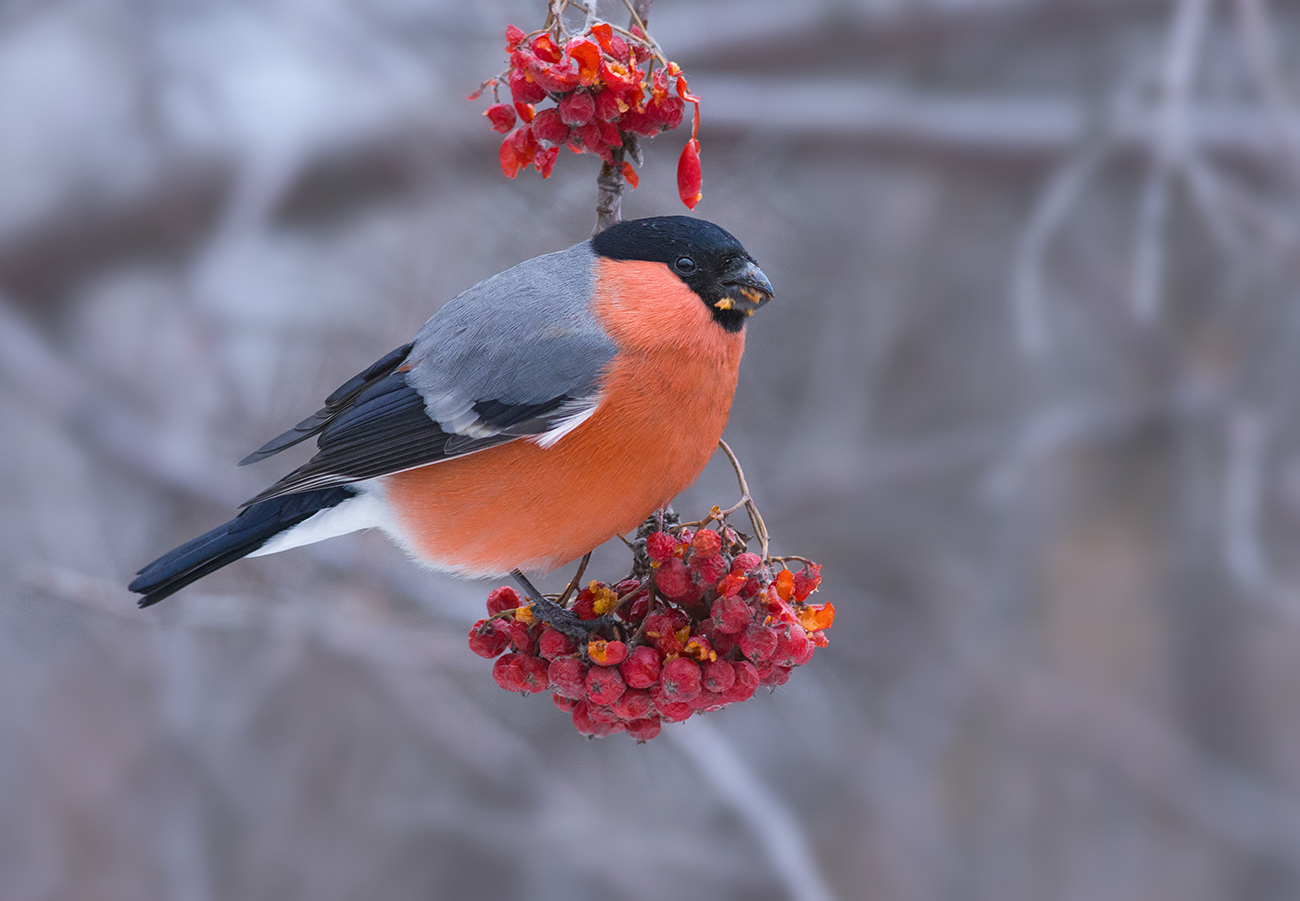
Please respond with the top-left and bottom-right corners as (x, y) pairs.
(715, 260), (774, 316)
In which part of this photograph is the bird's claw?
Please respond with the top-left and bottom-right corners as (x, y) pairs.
(511, 570), (611, 643)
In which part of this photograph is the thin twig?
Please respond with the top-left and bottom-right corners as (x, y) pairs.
(718, 438), (770, 561)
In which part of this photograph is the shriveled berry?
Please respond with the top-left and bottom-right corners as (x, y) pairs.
(611, 688), (654, 721)
(711, 594), (751, 634)
(684, 635), (716, 663)
(730, 553), (763, 576)
(657, 657), (702, 703)
(625, 716), (662, 741)
(774, 568), (795, 602)
(620, 645), (662, 689)
(739, 622), (778, 662)
(793, 564), (822, 602)
(468, 619), (511, 658)
(484, 103), (516, 133)
(796, 602), (836, 632)
(716, 572), (747, 599)
(486, 585), (522, 616)
(588, 639), (628, 666)
(586, 665), (626, 705)
(539, 627), (577, 660)
(619, 591), (650, 623)
(701, 658), (736, 694)
(646, 531), (676, 563)
(691, 528), (722, 557)
(548, 656), (588, 699)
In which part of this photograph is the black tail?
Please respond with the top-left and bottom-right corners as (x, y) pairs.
(130, 487), (356, 608)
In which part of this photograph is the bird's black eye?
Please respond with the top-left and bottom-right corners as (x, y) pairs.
(674, 256), (697, 274)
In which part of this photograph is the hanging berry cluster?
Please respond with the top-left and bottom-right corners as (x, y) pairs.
(469, 15), (704, 209)
(467, 510), (833, 741)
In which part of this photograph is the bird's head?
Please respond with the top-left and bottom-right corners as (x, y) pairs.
(591, 216), (774, 333)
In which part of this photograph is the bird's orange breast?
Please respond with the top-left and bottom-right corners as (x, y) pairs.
(379, 258), (746, 576)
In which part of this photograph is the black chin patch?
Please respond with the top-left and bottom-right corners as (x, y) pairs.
(711, 307), (747, 333)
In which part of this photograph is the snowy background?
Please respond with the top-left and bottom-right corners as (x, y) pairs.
(5, 0), (1300, 898)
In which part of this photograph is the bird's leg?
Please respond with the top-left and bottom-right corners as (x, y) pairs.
(511, 569), (609, 641)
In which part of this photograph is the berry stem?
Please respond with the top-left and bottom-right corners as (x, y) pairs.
(718, 438), (770, 562)
(556, 551), (592, 608)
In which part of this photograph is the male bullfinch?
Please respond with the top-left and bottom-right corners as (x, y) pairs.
(130, 216), (773, 609)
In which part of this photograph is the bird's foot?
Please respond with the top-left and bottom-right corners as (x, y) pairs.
(511, 570), (610, 643)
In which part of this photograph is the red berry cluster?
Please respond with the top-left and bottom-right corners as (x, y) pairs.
(470, 20), (704, 209)
(467, 522), (833, 741)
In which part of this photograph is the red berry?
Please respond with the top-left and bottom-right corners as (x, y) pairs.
(620, 645), (662, 689)
(531, 107), (570, 146)
(593, 89), (624, 122)
(656, 657), (702, 703)
(773, 624), (815, 667)
(739, 623), (778, 662)
(793, 564), (822, 602)
(538, 627), (577, 660)
(508, 69), (547, 106)
(587, 703), (620, 725)
(677, 138), (702, 209)
(721, 660), (760, 704)
(618, 591), (650, 623)
(468, 619), (511, 658)
(646, 531), (676, 563)
(690, 553), (728, 585)
(493, 653), (548, 693)
(558, 90), (596, 126)
(716, 572), (747, 598)
(505, 24), (526, 51)
(691, 528), (722, 557)
(586, 665), (626, 706)
(758, 662), (793, 687)
(484, 103), (516, 133)
(552, 692), (578, 712)
(572, 700), (616, 737)
(731, 553), (763, 576)
(625, 716), (662, 741)
(530, 33), (563, 63)
(549, 656), (588, 699)
(507, 619), (537, 655)
(690, 690), (724, 711)
(531, 60), (580, 94)
(587, 639), (628, 666)
(656, 700), (694, 723)
(486, 585), (522, 616)
(711, 594), (751, 634)
(701, 659), (736, 694)
(611, 688), (654, 721)
(655, 558), (694, 600)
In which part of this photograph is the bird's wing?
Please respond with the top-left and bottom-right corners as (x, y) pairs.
(243, 243), (616, 505)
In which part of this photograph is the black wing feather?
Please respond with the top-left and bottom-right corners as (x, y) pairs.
(239, 342), (415, 466)
(244, 369), (579, 505)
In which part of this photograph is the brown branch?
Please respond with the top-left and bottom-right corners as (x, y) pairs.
(592, 0), (653, 235)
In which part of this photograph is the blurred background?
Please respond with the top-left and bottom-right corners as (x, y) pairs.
(4, 0), (1300, 898)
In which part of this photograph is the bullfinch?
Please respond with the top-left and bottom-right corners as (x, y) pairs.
(130, 216), (774, 609)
